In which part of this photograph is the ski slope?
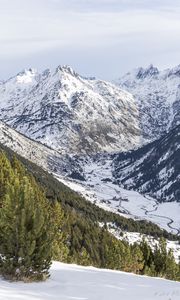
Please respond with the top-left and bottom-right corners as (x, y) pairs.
(0, 262), (179, 300)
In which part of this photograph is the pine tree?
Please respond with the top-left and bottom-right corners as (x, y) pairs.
(139, 238), (154, 273)
(0, 171), (55, 281)
(0, 152), (13, 204)
(130, 243), (144, 274)
(79, 247), (92, 266)
(51, 201), (69, 262)
(105, 237), (126, 270)
(165, 249), (179, 280)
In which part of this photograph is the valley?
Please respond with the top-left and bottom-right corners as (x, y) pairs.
(54, 157), (180, 235)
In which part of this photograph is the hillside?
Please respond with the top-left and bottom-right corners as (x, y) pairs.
(0, 139), (174, 239)
(0, 261), (179, 300)
(54, 125), (180, 233)
(1, 138), (180, 281)
(0, 120), (179, 234)
(113, 124), (180, 202)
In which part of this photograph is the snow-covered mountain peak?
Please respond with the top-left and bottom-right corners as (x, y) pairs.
(0, 65), (141, 154)
(115, 64), (180, 141)
(122, 64), (159, 83)
(16, 68), (38, 84)
(56, 65), (81, 80)
(135, 64), (159, 79)
(166, 64), (180, 77)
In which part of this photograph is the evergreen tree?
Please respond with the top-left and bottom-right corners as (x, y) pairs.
(165, 249), (179, 280)
(139, 238), (154, 273)
(130, 243), (144, 274)
(0, 152), (13, 203)
(79, 247), (92, 266)
(51, 201), (69, 262)
(0, 167), (57, 281)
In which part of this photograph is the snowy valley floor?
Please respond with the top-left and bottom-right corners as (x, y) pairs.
(55, 155), (180, 235)
(0, 262), (179, 300)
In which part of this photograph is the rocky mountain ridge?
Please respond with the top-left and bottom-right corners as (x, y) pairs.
(115, 64), (180, 142)
(112, 124), (180, 202)
(0, 66), (140, 154)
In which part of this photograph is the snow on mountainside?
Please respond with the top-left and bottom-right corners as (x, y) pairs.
(107, 225), (180, 263)
(0, 119), (179, 234)
(1, 261), (180, 300)
(0, 121), (64, 171)
(56, 164), (180, 234)
(0, 65), (179, 234)
(0, 66), (140, 154)
(115, 64), (180, 142)
(113, 124), (180, 203)
(51, 125), (180, 234)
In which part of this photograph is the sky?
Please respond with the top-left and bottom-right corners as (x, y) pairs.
(0, 0), (180, 80)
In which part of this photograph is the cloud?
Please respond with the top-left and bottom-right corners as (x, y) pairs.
(0, 0), (180, 79)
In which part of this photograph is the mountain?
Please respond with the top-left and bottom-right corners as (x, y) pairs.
(0, 66), (140, 154)
(0, 66), (179, 233)
(115, 64), (180, 142)
(0, 67), (180, 283)
(112, 124), (180, 202)
(2, 64), (179, 155)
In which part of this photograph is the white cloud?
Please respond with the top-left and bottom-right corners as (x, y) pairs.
(0, 0), (180, 79)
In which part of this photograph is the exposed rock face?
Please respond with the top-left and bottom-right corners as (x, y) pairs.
(0, 66), (140, 154)
(112, 125), (180, 202)
(115, 64), (180, 142)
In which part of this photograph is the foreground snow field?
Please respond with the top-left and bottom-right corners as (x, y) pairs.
(0, 262), (180, 300)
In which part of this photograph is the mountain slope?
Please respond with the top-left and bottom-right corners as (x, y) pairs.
(1, 117), (179, 233)
(1, 261), (180, 300)
(1, 119), (179, 237)
(53, 125), (180, 233)
(116, 64), (180, 142)
(0, 120), (60, 170)
(0, 66), (140, 154)
(112, 124), (180, 202)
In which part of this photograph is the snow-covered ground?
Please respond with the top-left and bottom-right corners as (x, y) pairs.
(0, 262), (179, 300)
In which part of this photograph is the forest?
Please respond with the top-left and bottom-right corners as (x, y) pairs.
(0, 146), (179, 282)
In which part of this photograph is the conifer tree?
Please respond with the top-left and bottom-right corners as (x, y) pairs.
(51, 201), (69, 262)
(130, 243), (144, 274)
(0, 152), (13, 203)
(0, 159), (58, 281)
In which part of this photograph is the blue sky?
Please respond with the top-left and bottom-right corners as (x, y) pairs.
(0, 0), (180, 79)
